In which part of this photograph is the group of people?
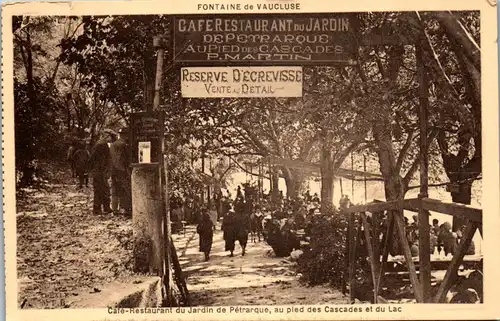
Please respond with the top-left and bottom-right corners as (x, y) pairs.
(195, 184), (477, 262)
(195, 187), (328, 262)
(67, 128), (132, 216)
(196, 194), (251, 261)
(404, 216), (475, 257)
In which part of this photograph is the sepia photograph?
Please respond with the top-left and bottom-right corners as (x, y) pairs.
(2, 1), (499, 320)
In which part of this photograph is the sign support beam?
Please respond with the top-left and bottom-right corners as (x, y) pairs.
(416, 41), (432, 303)
(131, 36), (169, 304)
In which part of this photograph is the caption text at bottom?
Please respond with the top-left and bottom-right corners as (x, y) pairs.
(108, 306), (403, 315)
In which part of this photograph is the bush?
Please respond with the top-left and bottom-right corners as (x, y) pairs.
(296, 209), (372, 290)
(296, 208), (348, 287)
(15, 77), (67, 186)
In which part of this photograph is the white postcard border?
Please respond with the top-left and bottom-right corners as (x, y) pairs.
(2, 1), (499, 320)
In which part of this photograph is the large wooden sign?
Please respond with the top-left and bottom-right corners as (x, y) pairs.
(173, 14), (357, 65)
(130, 111), (165, 165)
(181, 66), (303, 97)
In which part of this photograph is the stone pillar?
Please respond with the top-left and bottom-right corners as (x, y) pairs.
(132, 166), (164, 274)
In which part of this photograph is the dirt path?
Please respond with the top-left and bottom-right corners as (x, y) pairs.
(17, 170), (134, 309)
(172, 225), (348, 306)
(16, 166), (347, 308)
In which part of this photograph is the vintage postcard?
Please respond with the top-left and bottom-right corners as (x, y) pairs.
(2, 0), (499, 320)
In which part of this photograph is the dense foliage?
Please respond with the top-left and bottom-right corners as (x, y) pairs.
(14, 77), (66, 185)
(297, 211), (348, 287)
(296, 210), (372, 291)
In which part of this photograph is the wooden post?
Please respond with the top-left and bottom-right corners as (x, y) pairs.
(170, 236), (190, 305)
(416, 42), (432, 302)
(363, 155), (367, 203)
(342, 209), (349, 295)
(261, 161), (264, 200)
(162, 157), (173, 304)
(393, 211), (424, 302)
(377, 211), (394, 293)
(201, 140), (205, 205)
(372, 211), (380, 274)
(360, 212), (380, 303)
(131, 36), (166, 277)
(347, 211), (356, 303)
(153, 37), (165, 110)
(349, 214), (363, 303)
(207, 157), (212, 202)
(351, 153), (354, 204)
(268, 157), (272, 193)
(153, 35), (169, 303)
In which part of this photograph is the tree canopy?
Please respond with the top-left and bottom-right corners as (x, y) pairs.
(13, 12), (481, 216)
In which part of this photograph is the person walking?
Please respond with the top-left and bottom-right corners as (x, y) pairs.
(233, 199), (249, 256)
(110, 127), (132, 216)
(73, 139), (91, 189)
(208, 201), (218, 230)
(197, 209), (214, 261)
(89, 129), (114, 215)
(222, 209), (238, 257)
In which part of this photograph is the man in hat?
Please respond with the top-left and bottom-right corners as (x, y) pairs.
(89, 129), (114, 214)
(110, 127), (132, 216)
(109, 127), (131, 215)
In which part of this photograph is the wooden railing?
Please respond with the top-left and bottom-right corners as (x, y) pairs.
(342, 198), (482, 304)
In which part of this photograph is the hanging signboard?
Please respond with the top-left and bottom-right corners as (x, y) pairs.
(130, 111), (164, 165)
(181, 66), (303, 98)
(173, 14), (357, 65)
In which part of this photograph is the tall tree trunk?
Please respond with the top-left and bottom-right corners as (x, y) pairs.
(320, 144), (335, 211)
(145, 78), (154, 110)
(434, 13), (481, 231)
(451, 182), (472, 231)
(282, 167), (304, 200)
(430, 12), (480, 71)
(142, 54), (155, 111)
(373, 116), (405, 201)
(282, 171), (296, 199)
(270, 166), (280, 206)
(373, 117), (407, 257)
(20, 26), (36, 187)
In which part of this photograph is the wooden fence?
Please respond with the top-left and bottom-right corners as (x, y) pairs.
(343, 197), (482, 303)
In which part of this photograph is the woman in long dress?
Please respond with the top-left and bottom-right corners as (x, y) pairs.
(197, 210), (214, 261)
(222, 210), (237, 257)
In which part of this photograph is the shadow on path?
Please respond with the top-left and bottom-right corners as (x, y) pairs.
(172, 224), (348, 306)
